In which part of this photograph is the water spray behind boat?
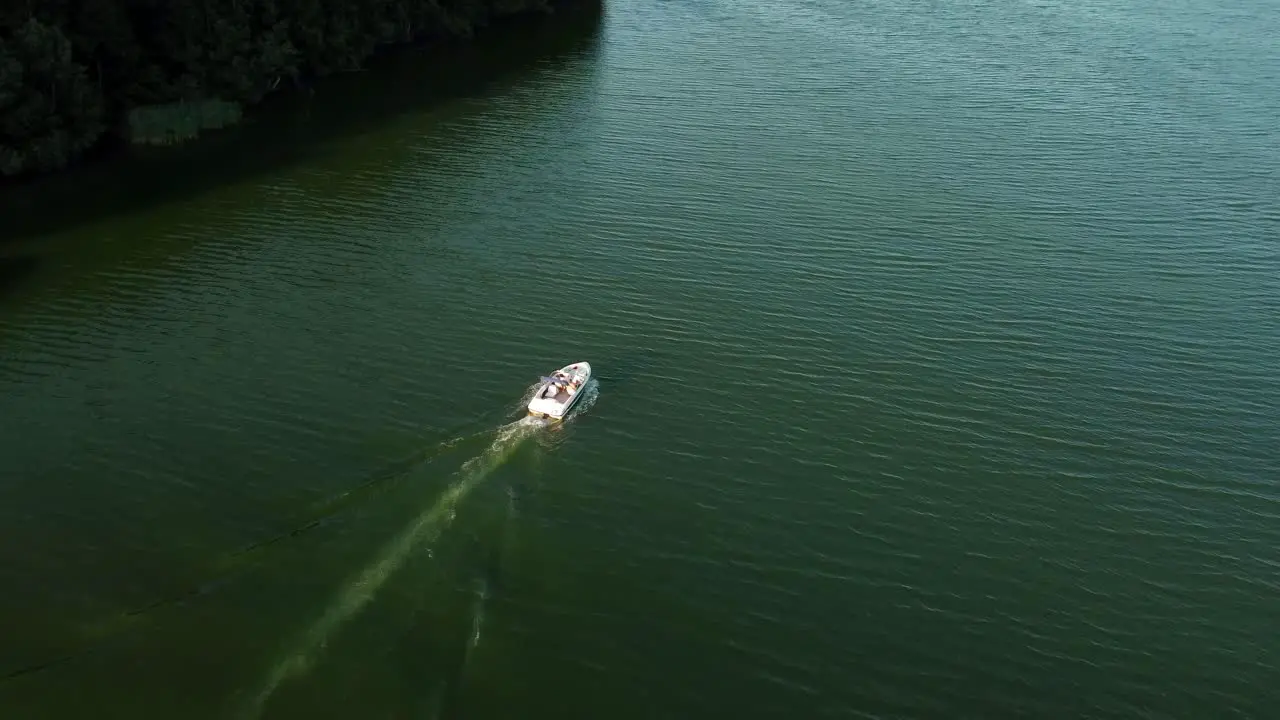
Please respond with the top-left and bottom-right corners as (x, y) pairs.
(240, 366), (596, 719)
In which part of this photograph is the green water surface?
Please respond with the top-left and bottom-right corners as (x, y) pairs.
(2, 0), (1277, 717)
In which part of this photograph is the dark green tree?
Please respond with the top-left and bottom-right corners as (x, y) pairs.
(1, 0), (588, 177)
(0, 17), (103, 175)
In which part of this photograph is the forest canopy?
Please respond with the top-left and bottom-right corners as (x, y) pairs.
(0, 0), (581, 177)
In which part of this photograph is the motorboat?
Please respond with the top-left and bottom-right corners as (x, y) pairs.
(527, 362), (591, 420)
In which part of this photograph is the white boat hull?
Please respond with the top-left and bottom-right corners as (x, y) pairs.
(527, 362), (592, 420)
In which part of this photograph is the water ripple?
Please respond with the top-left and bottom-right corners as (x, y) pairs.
(3, 0), (1279, 716)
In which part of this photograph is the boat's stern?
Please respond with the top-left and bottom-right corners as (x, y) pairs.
(526, 395), (567, 420)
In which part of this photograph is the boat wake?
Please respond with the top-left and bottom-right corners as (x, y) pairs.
(240, 417), (542, 718)
(239, 388), (591, 719)
(0, 426), (497, 686)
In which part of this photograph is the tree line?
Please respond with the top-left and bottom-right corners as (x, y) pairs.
(1, 0), (582, 178)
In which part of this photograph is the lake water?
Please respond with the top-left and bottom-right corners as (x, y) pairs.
(2, 0), (1277, 717)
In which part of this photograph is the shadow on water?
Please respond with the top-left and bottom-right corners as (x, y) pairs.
(0, 2), (604, 247)
(0, 255), (40, 299)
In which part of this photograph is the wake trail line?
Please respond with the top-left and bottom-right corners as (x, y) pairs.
(238, 417), (545, 720)
(0, 426), (484, 686)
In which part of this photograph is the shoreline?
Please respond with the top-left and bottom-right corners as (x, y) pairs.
(0, 1), (603, 246)
(0, 0), (601, 187)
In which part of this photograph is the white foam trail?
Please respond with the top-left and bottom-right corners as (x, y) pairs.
(570, 379), (599, 419)
(239, 417), (544, 719)
(468, 577), (488, 653)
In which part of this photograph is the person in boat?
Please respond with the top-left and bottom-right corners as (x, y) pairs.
(542, 371), (575, 400)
